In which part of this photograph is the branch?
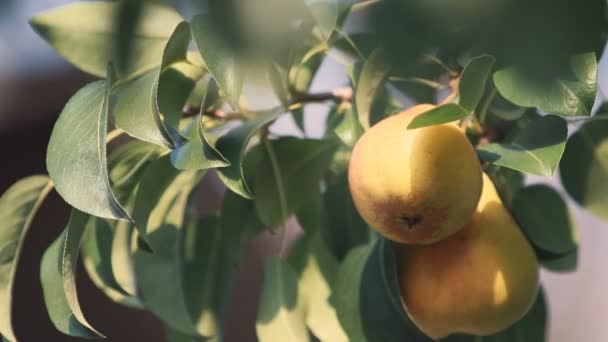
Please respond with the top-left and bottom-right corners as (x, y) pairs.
(183, 87), (354, 121)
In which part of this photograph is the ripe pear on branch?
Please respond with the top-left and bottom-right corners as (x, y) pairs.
(348, 104), (482, 244)
(397, 173), (540, 339)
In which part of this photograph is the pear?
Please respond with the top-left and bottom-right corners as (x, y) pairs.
(348, 104), (482, 244)
(397, 173), (540, 339)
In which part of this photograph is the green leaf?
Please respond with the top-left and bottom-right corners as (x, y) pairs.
(132, 159), (203, 334)
(170, 82), (230, 171)
(334, 239), (432, 342)
(560, 113), (608, 220)
(407, 103), (469, 129)
(132, 156), (199, 249)
(30, 1), (183, 79)
(512, 185), (578, 255)
(245, 137), (339, 227)
(485, 165), (524, 207)
(114, 0), (145, 76)
(191, 14), (245, 108)
(493, 52), (597, 116)
(0, 176), (53, 341)
(459, 55), (496, 112)
(220, 190), (266, 240)
(334, 106), (363, 148)
(355, 48), (391, 129)
(289, 51), (325, 132)
(305, 0), (339, 41)
(181, 215), (239, 339)
(113, 22), (204, 148)
(165, 327), (209, 342)
(333, 245), (371, 342)
(289, 234), (347, 342)
(215, 110), (284, 198)
(323, 172), (371, 260)
(107, 140), (165, 203)
(47, 76), (131, 221)
(40, 209), (103, 338)
(256, 257), (309, 342)
(81, 217), (141, 308)
(541, 248), (578, 273)
(112, 69), (175, 148)
(477, 115), (567, 176)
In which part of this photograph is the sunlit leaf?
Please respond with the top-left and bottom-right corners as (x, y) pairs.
(40, 209), (103, 338)
(47, 73), (131, 221)
(215, 110), (284, 198)
(191, 14), (245, 108)
(289, 234), (347, 341)
(355, 48), (391, 129)
(30, 1), (183, 78)
(256, 257), (309, 342)
(478, 115), (567, 176)
(407, 103), (469, 129)
(245, 137), (339, 227)
(459, 55), (496, 112)
(494, 52), (597, 116)
(0, 176), (53, 342)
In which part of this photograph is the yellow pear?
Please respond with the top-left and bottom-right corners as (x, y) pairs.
(397, 173), (540, 339)
(348, 104), (482, 244)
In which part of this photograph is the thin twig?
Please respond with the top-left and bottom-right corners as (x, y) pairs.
(388, 76), (446, 90)
(422, 54), (458, 77)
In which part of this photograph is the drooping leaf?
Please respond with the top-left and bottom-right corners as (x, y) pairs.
(289, 50), (325, 132)
(112, 69), (176, 148)
(181, 215), (240, 339)
(81, 217), (141, 308)
(256, 257), (309, 342)
(132, 156), (197, 249)
(333, 105), (362, 148)
(477, 115), (567, 176)
(191, 14), (245, 108)
(30, 1), (183, 79)
(288, 234), (347, 342)
(541, 248), (578, 273)
(220, 190), (266, 240)
(334, 238), (432, 342)
(512, 185), (578, 255)
(245, 137), (339, 227)
(494, 52), (597, 116)
(407, 103), (469, 129)
(47, 75), (131, 221)
(215, 110), (284, 198)
(0, 176), (53, 342)
(560, 112), (608, 220)
(170, 81), (230, 171)
(113, 22), (204, 148)
(323, 172), (371, 260)
(114, 0), (145, 76)
(132, 158), (203, 334)
(355, 48), (391, 129)
(333, 245), (371, 342)
(107, 140), (165, 203)
(40, 209), (103, 338)
(304, 0), (339, 41)
(459, 55), (496, 112)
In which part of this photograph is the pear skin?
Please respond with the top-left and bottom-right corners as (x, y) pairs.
(397, 173), (540, 339)
(348, 104), (482, 244)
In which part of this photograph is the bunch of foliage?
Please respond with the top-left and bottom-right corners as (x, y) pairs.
(0, 0), (606, 341)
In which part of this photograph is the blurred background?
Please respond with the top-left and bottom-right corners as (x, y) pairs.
(1, 0), (607, 341)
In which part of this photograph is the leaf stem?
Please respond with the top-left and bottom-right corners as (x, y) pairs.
(388, 76), (446, 90)
(262, 137), (290, 259)
(423, 54), (458, 77)
(478, 86), (498, 124)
